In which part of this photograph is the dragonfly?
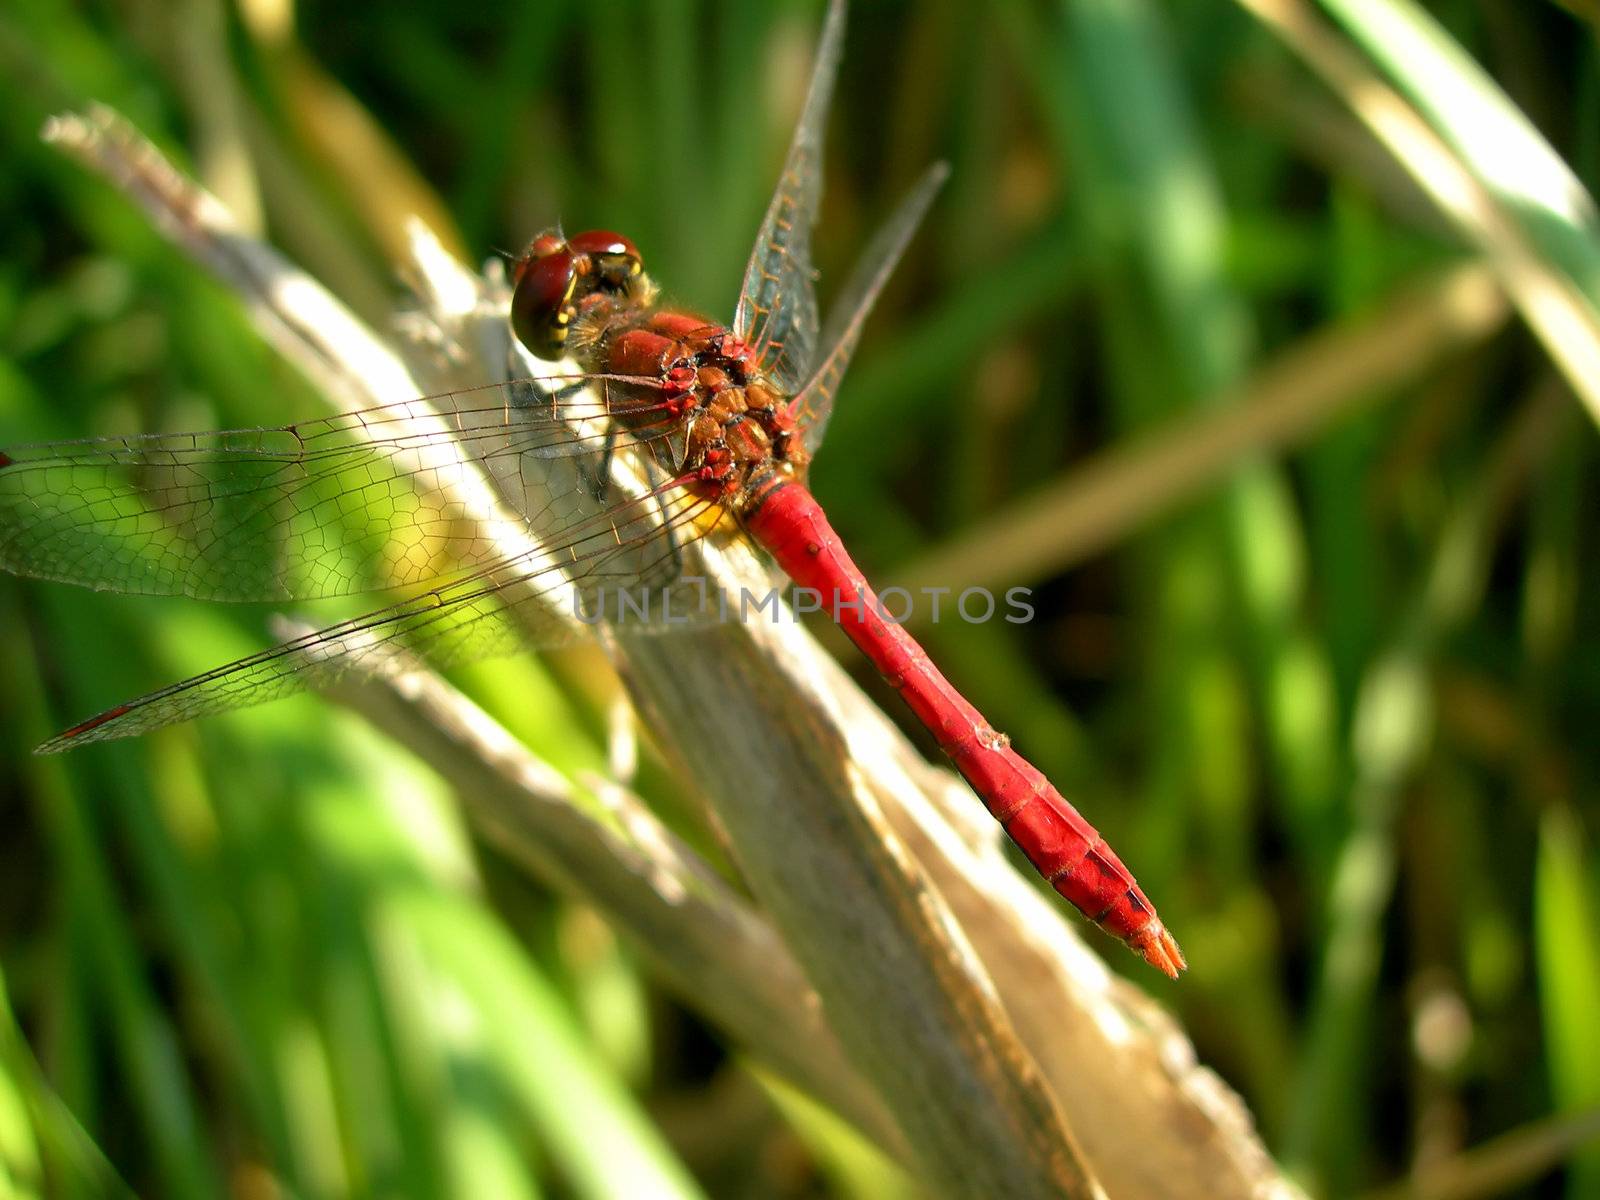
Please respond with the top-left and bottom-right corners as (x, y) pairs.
(0, 0), (1183, 978)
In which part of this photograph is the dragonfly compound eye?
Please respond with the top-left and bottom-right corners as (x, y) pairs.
(510, 239), (579, 360)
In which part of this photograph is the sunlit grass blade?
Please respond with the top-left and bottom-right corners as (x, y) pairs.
(407, 904), (707, 1200)
(1318, 0), (1600, 300)
(1237, 0), (1600, 426)
(0, 959), (135, 1199)
(759, 1069), (919, 1200)
(1534, 807), (1600, 1196)
(0, 1023), (39, 1198)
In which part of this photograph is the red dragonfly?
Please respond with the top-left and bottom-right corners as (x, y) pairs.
(0, 0), (1182, 977)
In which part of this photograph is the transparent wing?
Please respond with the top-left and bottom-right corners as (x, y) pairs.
(0, 373), (684, 602)
(36, 483), (732, 753)
(733, 0), (847, 394)
(790, 162), (949, 454)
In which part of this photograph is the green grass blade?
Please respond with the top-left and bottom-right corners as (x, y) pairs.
(1535, 807), (1600, 1197)
(1319, 0), (1600, 301)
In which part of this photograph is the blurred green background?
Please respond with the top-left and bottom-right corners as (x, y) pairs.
(1, 0), (1599, 1196)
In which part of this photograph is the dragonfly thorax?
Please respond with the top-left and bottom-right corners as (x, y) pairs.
(508, 231), (810, 501)
(574, 307), (809, 501)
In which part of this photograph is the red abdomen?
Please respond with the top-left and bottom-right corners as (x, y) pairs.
(742, 476), (1184, 977)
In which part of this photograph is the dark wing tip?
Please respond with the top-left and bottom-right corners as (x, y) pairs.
(36, 703), (134, 753)
(0, 451), (13, 468)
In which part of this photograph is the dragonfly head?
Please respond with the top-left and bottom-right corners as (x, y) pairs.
(510, 229), (646, 360)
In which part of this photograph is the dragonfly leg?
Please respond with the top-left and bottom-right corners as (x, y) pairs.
(581, 420), (619, 506)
